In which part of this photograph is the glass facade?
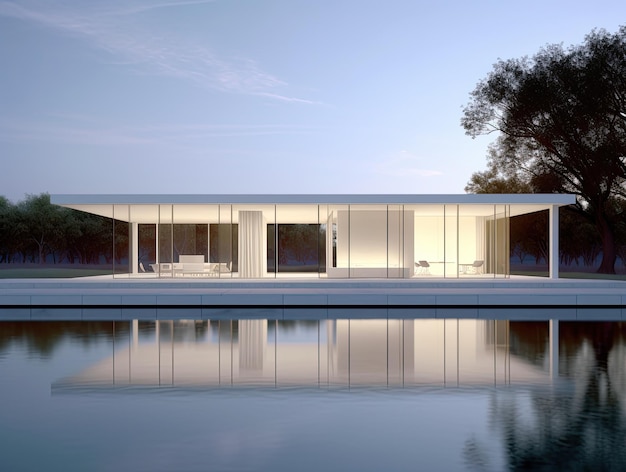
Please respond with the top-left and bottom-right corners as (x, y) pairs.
(107, 203), (522, 279)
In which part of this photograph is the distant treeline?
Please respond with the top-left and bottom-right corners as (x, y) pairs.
(1, 193), (625, 270)
(0, 193), (114, 265)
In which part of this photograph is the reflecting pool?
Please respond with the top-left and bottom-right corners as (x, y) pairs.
(1, 318), (626, 471)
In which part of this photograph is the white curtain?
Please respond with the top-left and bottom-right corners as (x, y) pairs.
(238, 211), (267, 278)
(239, 320), (267, 371)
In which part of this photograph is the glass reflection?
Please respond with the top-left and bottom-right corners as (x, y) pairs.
(3, 320), (626, 470)
(42, 319), (564, 389)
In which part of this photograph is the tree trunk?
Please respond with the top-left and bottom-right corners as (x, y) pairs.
(596, 216), (617, 274)
(37, 244), (45, 265)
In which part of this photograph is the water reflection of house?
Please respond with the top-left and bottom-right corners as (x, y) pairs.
(54, 320), (552, 390)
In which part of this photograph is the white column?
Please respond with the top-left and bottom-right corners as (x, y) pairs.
(549, 205), (559, 279)
(402, 210), (414, 279)
(131, 221), (139, 274)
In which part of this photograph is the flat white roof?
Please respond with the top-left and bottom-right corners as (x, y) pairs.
(52, 194), (577, 223)
(52, 193), (576, 205)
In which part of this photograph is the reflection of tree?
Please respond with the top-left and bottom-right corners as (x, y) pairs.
(137, 224), (156, 266)
(267, 320), (318, 334)
(209, 224), (238, 269)
(209, 320), (239, 341)
(509, 322), (549, 367)
(465, 322), (626, 471)
(114, 220), (129, 269)
(0, 322), (130, 357)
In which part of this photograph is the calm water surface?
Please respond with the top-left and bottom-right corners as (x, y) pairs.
(1, 317), (626, 471)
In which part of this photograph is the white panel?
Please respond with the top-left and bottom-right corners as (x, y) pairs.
(348, 209), (388, 268)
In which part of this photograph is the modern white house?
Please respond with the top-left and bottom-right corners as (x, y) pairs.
(51, 194), (575, 279)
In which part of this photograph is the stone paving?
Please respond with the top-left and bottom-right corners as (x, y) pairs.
(1, 275), (626, 320)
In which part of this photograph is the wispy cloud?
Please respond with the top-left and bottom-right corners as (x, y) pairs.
(374, 150), (443, 178)
(0, 115), (320, 148)
(96, 0), (220, 17)
(0, 0), (316, 103)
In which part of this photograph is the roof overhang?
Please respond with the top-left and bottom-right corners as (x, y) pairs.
(51, 194), (576, 224)
(51, 193), (576, 205)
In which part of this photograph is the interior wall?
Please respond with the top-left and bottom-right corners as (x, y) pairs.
(414, 213), (494, 277)
(403, 210), (415, 276)
(414, 216), (444, 273)
(348, 210), (388, 267)
(331, 208), (411, 277)
(458, 216), (478, 265)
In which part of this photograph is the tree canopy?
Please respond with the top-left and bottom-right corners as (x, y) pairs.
(0, 193), (112, 266)
(462, 26), (626, 273)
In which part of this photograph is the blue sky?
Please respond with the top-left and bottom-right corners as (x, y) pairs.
(0, 0), (623, 202)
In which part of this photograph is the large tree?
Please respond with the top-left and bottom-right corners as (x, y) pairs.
(462, 27), (626, 273)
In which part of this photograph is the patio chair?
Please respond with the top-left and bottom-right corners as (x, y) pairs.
(470, 260), (484, 274)
(417, 260), (430, 275)
(459, 260), (485, 275)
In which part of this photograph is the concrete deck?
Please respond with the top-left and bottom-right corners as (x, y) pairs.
(1, 276), (626, 321)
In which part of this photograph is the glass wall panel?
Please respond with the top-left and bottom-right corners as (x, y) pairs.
(170, 205), (216, 277)
(112, 205), (129, 278)
(276, 223), (320, 274)
(387, 205), (404, 278)
(172, 211), (206, 259)
(331, 320), (350, 385)
(158, 205), (173, 278)
(323, 205), (349, 278)
(412, 320), (445, 385)
(267, 223), (276, 274)
(212, 205), (234, 278)
(347, 205), (388, 278)
(275, 205), (322, 278)
(444, 205), (458, 278)
(458, 205), (486, 277)
(494, 205), (510, 278)
(132, 204), (159, 277)
(138, 225), (156, 274)
(414, 205), (444, 277)
(202, 205), (220, 278)
(386, 319), (413, 385)
(509, 208), (549, 276)
(215, 320), (236, 384)
(318, 205), (331, 278)
(274, 320), (321, 386)
(485, 205), (510, 278)
(172, 224), (207, 261)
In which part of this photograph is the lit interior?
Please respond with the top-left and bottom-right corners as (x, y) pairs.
(56, 198), (566, 279)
